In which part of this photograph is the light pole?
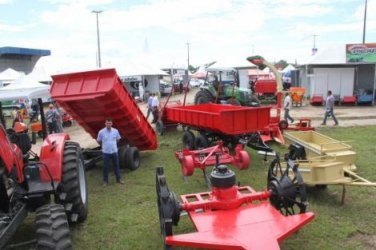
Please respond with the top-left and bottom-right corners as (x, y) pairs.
(186, 42), (190, 78)
(362, 0), (368, 43)
(92, 10), (103, 68)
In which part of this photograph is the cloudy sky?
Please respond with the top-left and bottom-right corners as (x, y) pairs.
(1, 0), (375, 73)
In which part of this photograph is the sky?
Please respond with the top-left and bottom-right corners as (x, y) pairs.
(1, 0), (375, 73)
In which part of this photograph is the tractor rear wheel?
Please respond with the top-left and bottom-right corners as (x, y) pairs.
(35, 204), (72, 250)
(194, 89), (215, 104)
(57, 142), (88, 223)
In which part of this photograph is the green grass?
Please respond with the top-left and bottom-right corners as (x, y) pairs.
(8, 126), (376, 249)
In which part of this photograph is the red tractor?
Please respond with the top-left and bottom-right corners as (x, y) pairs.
(0, 122), (88, 248)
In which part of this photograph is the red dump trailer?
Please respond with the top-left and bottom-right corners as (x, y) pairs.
(50, 68), (157, 170)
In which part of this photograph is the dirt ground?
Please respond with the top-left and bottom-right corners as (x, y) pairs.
(32, 88), (376, 151)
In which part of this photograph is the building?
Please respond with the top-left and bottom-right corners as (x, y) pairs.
(299, 43), (376, 104)
(0, 46), (51, 74)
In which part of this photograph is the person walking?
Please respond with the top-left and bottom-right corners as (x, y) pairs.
(45, 104), (58, 134)
(146, 93), (154, 120)
(283, 92), (294, 124)
(97, 118), (124, 186)
(321, 90), (338, 126)
(151, 93), (159, 124)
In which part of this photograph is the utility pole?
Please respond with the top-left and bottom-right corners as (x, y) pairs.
(92, 10), (103, 68)
(363, 0), (368, 43)
(312, 34), (318, 55)
(186, 42), (190, 82)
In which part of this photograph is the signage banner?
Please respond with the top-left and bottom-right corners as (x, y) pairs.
(346, 43), (376, 63)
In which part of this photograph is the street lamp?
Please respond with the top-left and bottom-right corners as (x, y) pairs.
(362, 0), (368, 43)
(186, 42), (190, 81)
(92, 10), (103, 68)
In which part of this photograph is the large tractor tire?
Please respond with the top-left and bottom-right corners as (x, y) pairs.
(182, 131), (195, 150)
(195, 134), (209, 149)
(194, 89), (215, 104)
(35, 204), (72, 250)
(57, 141), (88, 223)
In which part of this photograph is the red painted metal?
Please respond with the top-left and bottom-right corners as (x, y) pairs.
(310, 95), (324, 106)
(342, 96), (357, 105)
(175, 142), (250, 176)
(254, 79), (277, 95)
(0, 124), (24, 183)
(39, 133), (70, 182)
(50, 68), (157, 151)
(165, 103), (271, 135)
(166, 185), (315, 249)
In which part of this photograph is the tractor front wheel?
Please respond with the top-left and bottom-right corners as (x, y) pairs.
(57, 142), (88, 223)
(35, 204), (72, 249)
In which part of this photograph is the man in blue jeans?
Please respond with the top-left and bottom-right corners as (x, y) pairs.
(97, 118), (124, 186)
(321, 90), (339, 126)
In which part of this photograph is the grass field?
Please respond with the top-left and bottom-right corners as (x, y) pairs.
(9, 125), (376, 250)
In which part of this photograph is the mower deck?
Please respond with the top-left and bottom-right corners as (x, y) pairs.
(167, 187), (314, 249)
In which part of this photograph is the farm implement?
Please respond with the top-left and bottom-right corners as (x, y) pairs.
(175, 141), (249, 186)
(156, 156), (314, 249)
(281, 130), (376, 203)
(50, 68), (157, 170)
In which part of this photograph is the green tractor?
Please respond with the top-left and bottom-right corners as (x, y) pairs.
(194, 69), (260, 106)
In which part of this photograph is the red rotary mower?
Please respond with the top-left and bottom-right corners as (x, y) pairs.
(156, 155), (314, 249)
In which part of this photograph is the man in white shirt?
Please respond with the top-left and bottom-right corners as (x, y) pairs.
(283, 92), (294, 124)
(97, 118), (124, 186)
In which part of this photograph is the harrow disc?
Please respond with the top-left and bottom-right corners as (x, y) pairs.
(156, 167), (181, 249)
(267, 156), (308, 215)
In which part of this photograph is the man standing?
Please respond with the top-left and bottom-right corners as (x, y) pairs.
(151, 93), (159, 124)
(97, 118), (124, 186)
(54, 102), (64, 133)
(146, 93), (154, 120)
(284, 92), (294, 124)
(45, 104), (58, 134)
(321, 90), (338, 126)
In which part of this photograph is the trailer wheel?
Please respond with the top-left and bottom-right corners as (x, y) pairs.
(182, 155), (195, 176)
(278, 120), (289, 130)
(35, 204), (72, 250)
(125, 147), (140, 171)
(194, 89), (214, 104)
(182, 131), (195, 150)
(156, 120), (164, 136)
(57, 142), (88, 223)
(236, 150), (250, 170)
(195, 134), (209, 149)
(63, 120), (73, 128)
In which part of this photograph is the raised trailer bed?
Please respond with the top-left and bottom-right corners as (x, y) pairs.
(50, 68), (157, 170)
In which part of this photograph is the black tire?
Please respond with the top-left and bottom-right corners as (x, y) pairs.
(35, 204), (72, 250)
(57, 142), (88, 223)
(125, 147), (140, 171)
(182, 131), (195, 150)
(118, 147), (127, 169)
(195, 134), (209, 149)
(63, 120), (73, 128)
(156, 120), (164, 136)
(279, 120), (289, 130)
(194, 89), (215, 104)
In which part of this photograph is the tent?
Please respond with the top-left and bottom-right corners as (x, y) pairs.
(0, 75), (50, 101)
(0, 68), (25, 85)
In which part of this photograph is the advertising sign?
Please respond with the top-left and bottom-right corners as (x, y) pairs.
(346, 43), (376, 63)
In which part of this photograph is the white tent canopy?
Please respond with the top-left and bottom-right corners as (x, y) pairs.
(0, 75), (50, 101)
(0, 68), (25, 82)
(281, 64), (296, 73)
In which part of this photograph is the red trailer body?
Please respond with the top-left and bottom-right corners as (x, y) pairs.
(164, 103), (271, 135)
(50, 68), (157, 151)
(255, 79), (277, 94)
